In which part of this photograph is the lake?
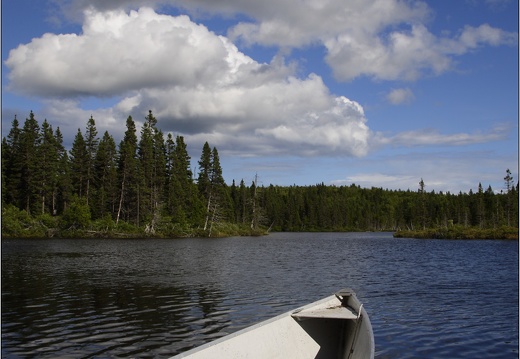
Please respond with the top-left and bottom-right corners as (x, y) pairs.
(2, 232), (518, 358)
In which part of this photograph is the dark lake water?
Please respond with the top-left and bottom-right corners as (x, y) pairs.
(2, 233), (518, 358)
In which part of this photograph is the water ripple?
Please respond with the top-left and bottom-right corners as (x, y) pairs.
(2, 234), (518, 358)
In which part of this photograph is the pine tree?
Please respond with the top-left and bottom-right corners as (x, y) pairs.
(19, 111), (42, 214)
(250, 175), (261, 229)
(93, 131), (118, 219)
(197, 144), (230, 234)
(153, 128), (167, 214)
(477, 182), (485, 228)
(116, 116), (139, 225)
(69, 128), (89, 199)
(198, 142), (212, 198)
(38, 119), (60, 214)
(165, 134), (196, 224)
(418, 178), (427, 229)
(84, 116), (99, 206)
(165, 133), (178, 217)
(138, 111), (153, 224)
(174, 136), (193, 185)
(55, 127), (72, 214)
(137, 110), (166, 231)
(3, 116), (22, 207)
(504, 169), (514, 226)
(1, 137), (9, 206)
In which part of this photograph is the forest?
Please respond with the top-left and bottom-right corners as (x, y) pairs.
(2, 111), (518, 239)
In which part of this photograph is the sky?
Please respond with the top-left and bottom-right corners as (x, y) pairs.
(2, 0), (518, 194)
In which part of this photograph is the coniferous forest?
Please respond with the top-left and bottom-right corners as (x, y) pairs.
(2, 111), (518, 239)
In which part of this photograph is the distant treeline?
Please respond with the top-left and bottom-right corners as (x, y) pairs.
(2, 111), (518, 238)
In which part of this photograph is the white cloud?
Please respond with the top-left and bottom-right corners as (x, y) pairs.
(387, 88), (415, 105)
(5, 7), (370, 157)
(6, 8), (232, 96)
(325, 23), (517, 81)
(223, 0), (517, 81)
(38, 99), (123, 143)
(47, 0), (517, 83)
(255, 96), (369, 156)
(374, 125), (510, 147)
(4, 4), (516, 160)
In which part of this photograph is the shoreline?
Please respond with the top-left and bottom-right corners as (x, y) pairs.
(393, 226), (518, 240)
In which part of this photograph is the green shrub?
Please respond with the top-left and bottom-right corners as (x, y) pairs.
(37, 212), (58, 229)
(91, 214), (116, 232)
(2, 204), (33, 237)
(60, 196), (91, 229)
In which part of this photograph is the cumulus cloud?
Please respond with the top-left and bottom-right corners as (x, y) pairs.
(5, 7), (370, 157)
(325, 23), (517, 81)
(6, 8), (233, 97)
(387, 88), (415, 105)
(47, 0), (517, 83)
(224, 0), (517, 81)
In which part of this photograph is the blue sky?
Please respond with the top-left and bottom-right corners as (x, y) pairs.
(2, 0), (518, 193)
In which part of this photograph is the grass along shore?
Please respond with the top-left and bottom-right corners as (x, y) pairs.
(393, 225), (518, 240)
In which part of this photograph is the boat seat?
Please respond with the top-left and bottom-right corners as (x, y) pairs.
(291, 289), (360, 321)
(291, 304), (358, 320)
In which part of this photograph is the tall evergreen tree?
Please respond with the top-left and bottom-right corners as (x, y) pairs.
(197, 143), (230, 233)
(3, 116), (22, 207)
(174, 136), (193, 185)
(477, 182), (485, 228)
(504, 169), (514, 226)
(116, 116), (139, 225)
(93, 131), (118, 219)
(38, 119), (60, 214)
(418, 178), (427, 229)
(210, 147), (225, 187)
(137, 110), (166, 230)
(84, 116), (99, 206)
(197, 142), (212, 198)
(55, 127), (72, 214)
(69, 129), (89, 199)
(19, 111), (42, 214)
(165, 133), (178, 217)
(1, 137), (9, 206)
(165, 134), (196, 224)
(250, 174), (260, 230)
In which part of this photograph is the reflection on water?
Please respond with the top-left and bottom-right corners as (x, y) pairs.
(2, 233), (518, 358)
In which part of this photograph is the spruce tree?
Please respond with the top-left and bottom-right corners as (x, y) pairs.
(165, 134), (195, 224)
(1, 137), (9, 206)
(137, 110), (166, 230)
(84, 116), (99, 206)
(197, 143), (230, 233)
(55, 127), (72, 214)
(38, 119), (60, 214)
(19, 111), (42, 214)
(174, 136), (193, 185)
(197, 142), (212, 198)
(165, 133), (178, 217)
(116, 116), (139, 225)
(94, 131), (118, 219)
(69, 129), (89, 199)
(3, 116), (22, 207)
(477, 182), (485, 228)
(418, 178), (427, 229)
(210, 147), (225, 187)
(504, 169), (514, 226)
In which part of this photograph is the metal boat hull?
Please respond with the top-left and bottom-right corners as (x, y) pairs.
(171, 289), (374, 359)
